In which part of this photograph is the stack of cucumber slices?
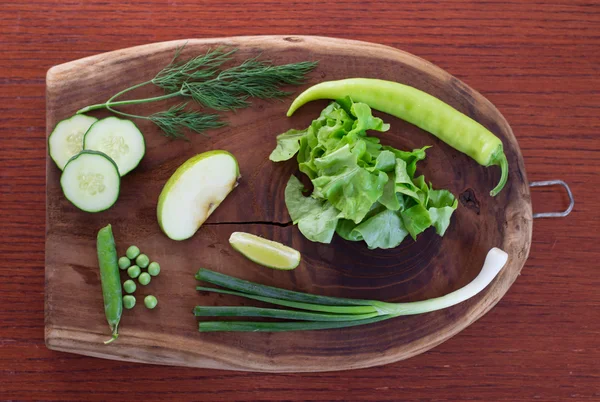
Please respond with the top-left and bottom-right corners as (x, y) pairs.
(49, 115), (145, 212)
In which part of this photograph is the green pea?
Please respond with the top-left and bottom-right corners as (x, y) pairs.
(126, 245), (140, 260)
(144, 295), (158, 309)
(123, 279), (136, 294)
(136, 254), (149, 269)
(147, 262), (161, 276)
(127, 265), (141, 279)
(138, 272), (151, 286)
(123, 295), (136, 309)
(118, 256), (131, 270)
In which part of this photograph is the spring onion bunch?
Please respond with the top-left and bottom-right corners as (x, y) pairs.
(194, 248), (508, 332)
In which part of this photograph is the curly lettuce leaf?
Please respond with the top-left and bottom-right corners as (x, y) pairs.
(316, 108), (354, 152)
(427, 188), (458, 236)
(351, 209), (409, 249)
(367, 150), (396, 172)
(335, 219), (363, 242)
(297, 203), (340, 244)
(400, 204), (432, 240)
(335, 202), (385, 242)
(348, 102), (390, 135)
(394, 158), (413, 186)
(284, 175), (339, 243)
(412, 175), (429, 205)
(269, 128), (308, 162)
(312, 145), (388, 223)
(272, 99), (458, 249)
(384, 145), (430, 177)
(378, 172), (401, 211)
(394, 159), (422, 202)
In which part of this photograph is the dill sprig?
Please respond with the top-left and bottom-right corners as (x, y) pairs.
(183, 58), (319, 111)
(152, 46), (236, 92)
(149, 104), (225, 140)
(76, 45), (318, 139)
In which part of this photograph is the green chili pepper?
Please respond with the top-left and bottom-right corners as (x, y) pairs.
(287, 78), (509, 196)
(96, 224), (123, 344)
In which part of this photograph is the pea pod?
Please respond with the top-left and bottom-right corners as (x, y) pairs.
(287, 78), (509, 196)
(96, 224), (122, 344)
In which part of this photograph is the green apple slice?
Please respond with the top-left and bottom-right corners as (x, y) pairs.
(157, 150), (240, 241)
(229, 232), (301, 270)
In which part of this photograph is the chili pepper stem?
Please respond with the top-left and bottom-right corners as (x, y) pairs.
(490, 151), (509, 197)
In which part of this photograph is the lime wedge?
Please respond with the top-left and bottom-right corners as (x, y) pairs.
(228, 232), (301, 270)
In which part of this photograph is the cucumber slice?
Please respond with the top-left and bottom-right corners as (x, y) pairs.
(60, 150), (120, 213)
(48, 114), (98, 170)
(83, 117), (145, 176)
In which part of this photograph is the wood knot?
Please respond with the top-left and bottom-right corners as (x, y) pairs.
(459, 188), (480, 214)
(283, 37), (303, 43)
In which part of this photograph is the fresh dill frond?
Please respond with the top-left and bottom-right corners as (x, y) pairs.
(220, 58), (319, 87)
(149, 103), (226, 140)
(183, 81), (251, 111)
(77, 45), (319, 140)
(181, 59), (319, 111)
(152, 46), (236, 93)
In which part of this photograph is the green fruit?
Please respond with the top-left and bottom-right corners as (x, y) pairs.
(157, 151), (240, 241)
(229, 231), (301, 270)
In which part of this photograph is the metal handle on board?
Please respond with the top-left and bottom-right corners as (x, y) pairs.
(529, 180), (574, 218)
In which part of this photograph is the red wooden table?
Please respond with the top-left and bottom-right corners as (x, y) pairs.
(1, 1), (598, 400)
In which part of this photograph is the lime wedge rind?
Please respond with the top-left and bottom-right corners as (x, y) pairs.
(229, 232), (301, 270)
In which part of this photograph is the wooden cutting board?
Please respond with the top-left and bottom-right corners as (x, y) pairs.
(45, 35), (532, 372)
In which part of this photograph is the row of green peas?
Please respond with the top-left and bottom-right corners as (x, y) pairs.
(118, 245), (160, 310)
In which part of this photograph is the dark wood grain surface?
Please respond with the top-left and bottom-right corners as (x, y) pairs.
(1, 0), (598, 400)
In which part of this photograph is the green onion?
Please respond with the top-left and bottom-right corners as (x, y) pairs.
(198, 316), (392, 332)
(194, 247), (508, 332)
(193, 306), (379, 321)
(195, 286), (377, 314)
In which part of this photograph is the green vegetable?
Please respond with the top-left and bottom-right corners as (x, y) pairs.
(76, 45), (318, 139)
(311, 144), (388, 223)
(118, 256), (131, 270)
(123, 279), (136, 294)
(126, 245), (140, 260)
(287, 78), (508, 196)
(136, 254), (150, 269)
(96, 224), (122, 344)
(351, 209), (408, 249)
(284, 176), (339, 243)
(286, 78), (508, 196)
(60, 150), (120, 213)
(144, 295), (158, 309)
(427, 189), (460, 236)
(270, 99), (458, 249)
(148, 262), (161, 276)
(195, 248), (508, 332)
(83, 117), (146, 177)
(138, 272), (151, 286)
(127, 265), (141, 279)
(123, 295), (136, 309)
(48, 114), (98, 170)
